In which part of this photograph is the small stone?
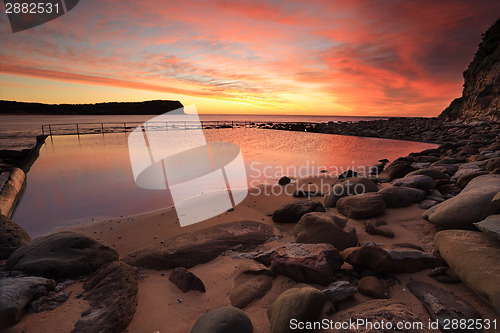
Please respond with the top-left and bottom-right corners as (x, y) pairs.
(322, 281), (357, 303)
(169, 267), (206, 293)
(357, 276), (390, 299)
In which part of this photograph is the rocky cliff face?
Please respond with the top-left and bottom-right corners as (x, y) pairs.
(440, 19), (500, 121)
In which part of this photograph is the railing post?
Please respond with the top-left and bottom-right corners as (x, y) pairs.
(101, 123), (104, 133)
(165, 122), (168, 131)
(124, 122), (127, 132)
(49, 125), (52, 136)
(76, 124), (79, 135)
(41, 125), (44, 135)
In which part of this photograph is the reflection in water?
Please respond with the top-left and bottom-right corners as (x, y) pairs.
(12, 128), (437, 237)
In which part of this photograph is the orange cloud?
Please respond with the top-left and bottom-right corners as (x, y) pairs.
(1, 0), (499, 116)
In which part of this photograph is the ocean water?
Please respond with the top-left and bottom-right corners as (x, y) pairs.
(0, 114), (387, 150)
(7, 121), (438, 237)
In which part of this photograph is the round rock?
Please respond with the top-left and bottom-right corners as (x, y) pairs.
(190, 306), (253, 333)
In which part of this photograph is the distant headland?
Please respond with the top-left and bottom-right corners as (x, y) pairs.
(0, 100), (184, 115)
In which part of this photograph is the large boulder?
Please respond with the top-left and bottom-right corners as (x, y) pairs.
(267, 286), (325, 333)
(72, 261), (138, 333)
(124, 220), (276, 269)
(336, 193), (386, 219)
(255, 243), (342, 285)
(327, 300), (422, 333)
(5, 232), (119, 280)
(190, 306), (253, 333)
(0, 214), (31, 259)
(272, 201), (325, 223)
(423, 174), (500, 228)
(392, 175), (436, 192)
(294, 212), (357, 251)
(378, 186), (426, 208)
(435, 230), (500, 312)
(324, 178), (378, 208)
(0, 276), (55, 328)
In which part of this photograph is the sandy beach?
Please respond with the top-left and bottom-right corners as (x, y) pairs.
(3, 173), (499, 333)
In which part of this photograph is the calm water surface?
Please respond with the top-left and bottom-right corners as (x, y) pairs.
(11, 127), (437, 237)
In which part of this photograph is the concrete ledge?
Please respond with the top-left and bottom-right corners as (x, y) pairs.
(0, 168), (26, 218)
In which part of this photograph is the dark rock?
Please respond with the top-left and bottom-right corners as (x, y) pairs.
(255, 243), (342, 285)
(364, 221), (394, 238)
(169, 267), (205, 293)
(419, 199), (439, 209)
(272, 201), (326, 223)
(390, 243), (424, 252)
(278, 176), (291, 186)
(125, 221), (276, 269)
(343, 246), (391, 273)
(357, 276), (389, 299)
(343, 246), (439, 273)
(5, 231), (119, 280)
(378, 186), (426, 208)
(485, 157), (500, 171)
(0, 276), (55, 328)
(393, 175), (436, 192)
(324, 177), (378, 208)
(423, 174), (500, 228)
(295, 212), (357, 251)
(322, 281), (357, 303)
(437, 183), (462, 196)
(386, 160), (415, 179)
(267, 286), (325, 333)
(31, 290), (72, 313)
(407, 281), (481, 333)
(328, 299), (422, 333)
(0, 214), (31, 259)
(428, 267), (461, 284)
(338, 170), (358, 179)
(336, 193), (386, 219)
(191, 306), (253, 333)
(72, 261), (138, 333)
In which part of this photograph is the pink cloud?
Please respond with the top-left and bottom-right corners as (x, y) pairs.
(1, 0), (499, 116)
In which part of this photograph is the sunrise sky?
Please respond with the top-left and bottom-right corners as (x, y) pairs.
(1, 0), (499, 116)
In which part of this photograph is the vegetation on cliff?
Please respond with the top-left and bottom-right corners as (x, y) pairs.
(440, 18), (500, 120)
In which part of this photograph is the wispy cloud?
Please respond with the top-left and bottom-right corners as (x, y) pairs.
(1, 0), (499, 115)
